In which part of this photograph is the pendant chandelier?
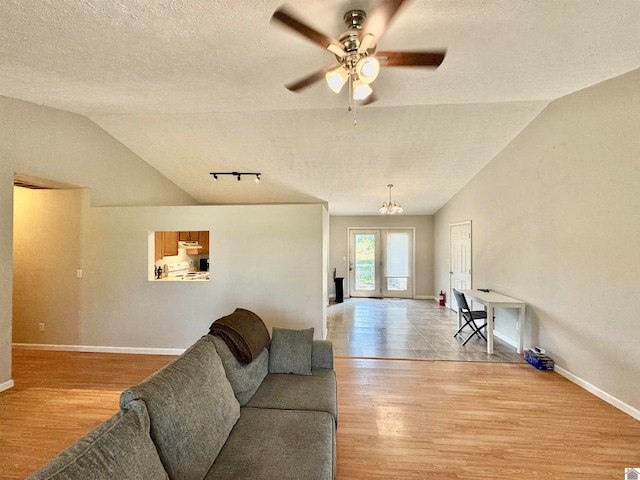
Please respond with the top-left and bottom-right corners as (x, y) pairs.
(379, 184), (403, 215)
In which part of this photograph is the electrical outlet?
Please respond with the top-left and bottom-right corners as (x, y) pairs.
(76, 269), (83, 279)
(38, 323), (45, 332)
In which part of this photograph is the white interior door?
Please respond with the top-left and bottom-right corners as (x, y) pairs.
(381, 229), (413, 299)
(349, 230), (381, 298)
(449, 222), (472, 311)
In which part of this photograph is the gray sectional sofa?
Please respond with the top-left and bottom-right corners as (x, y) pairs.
(27, 328), (337, 480)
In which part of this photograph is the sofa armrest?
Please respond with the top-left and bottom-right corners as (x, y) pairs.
(311, 340), (334, 369)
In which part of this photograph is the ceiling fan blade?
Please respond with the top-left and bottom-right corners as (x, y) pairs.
(376, 50), (446, 67)
(359, 0), (408, 49)
(284, 65), (337, 92)
(272, 6), (346, 58)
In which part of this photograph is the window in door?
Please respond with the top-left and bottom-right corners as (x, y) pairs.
(349, 231), (381, 297)
(381, 230), (413, 298)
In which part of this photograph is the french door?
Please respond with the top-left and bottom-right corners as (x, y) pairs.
(348, 229), (413, 299)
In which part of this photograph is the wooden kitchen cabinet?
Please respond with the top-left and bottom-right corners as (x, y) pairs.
(179, 231), (200, 242)
(162, 231), (179, 257)
(154, 232), (164, 261)
(198, 231), (209, 254)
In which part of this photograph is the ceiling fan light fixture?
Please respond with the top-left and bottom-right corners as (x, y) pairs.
(326, 65), (349, 93)
(358, 33), (376, 54)
(353, 79), (372, 100)
(356, 56), (380, 84)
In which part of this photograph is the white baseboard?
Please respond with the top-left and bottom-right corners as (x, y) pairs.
(414, 295), (435, 300)
(554, 365), (640, 422)
(0, 379), (14, 393)
(12, 343), (184, 356)
(489, 334), (639, 421)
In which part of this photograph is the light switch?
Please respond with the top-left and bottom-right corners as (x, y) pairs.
(76, 269), (83, 279)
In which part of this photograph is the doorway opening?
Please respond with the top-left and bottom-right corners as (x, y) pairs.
(12, 174), (86, 348)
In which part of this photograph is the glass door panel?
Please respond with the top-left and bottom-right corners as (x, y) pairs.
(349, 230), (381, 297)
(381, 230), (413, 298)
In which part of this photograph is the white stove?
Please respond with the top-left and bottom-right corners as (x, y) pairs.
(165, 261), (209, 281)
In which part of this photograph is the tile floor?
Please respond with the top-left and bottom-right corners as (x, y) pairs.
(326, 298), (524, 363)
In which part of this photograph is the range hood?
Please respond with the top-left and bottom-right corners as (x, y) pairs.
(179, 241), (202, 249)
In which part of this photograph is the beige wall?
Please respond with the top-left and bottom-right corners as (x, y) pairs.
(0, 96), (196, 388)
(329, 215), (434, 299)
(2, 95), (329, 390)
(434, 69), (640, 413)
(1, 96), (197, 207)
(12, 202), (327, 349)
(0, 163), (13, 391)
(322, 207), (330, 332)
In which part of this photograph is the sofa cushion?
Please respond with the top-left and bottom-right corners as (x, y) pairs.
(311, 340), (334, 369)
(120, 336), (240, 480)
(27, 400), (168, 480)
(206, 407), (334, 480)
(210, 334), (269, 406)
(245, 368), (338, 426)
(268, 327), (314, 375)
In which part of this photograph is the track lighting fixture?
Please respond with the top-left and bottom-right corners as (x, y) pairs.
(210, 172), (262, 183)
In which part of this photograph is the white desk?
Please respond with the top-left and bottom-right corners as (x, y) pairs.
(459, 289), (525, 355)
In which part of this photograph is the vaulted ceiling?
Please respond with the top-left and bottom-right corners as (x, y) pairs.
(2, 1), (639, 214)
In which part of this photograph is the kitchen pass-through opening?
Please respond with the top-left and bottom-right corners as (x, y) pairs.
(149, 231), (210, 281)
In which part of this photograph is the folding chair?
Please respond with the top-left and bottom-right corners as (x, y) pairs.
(453, 289), (488, 346)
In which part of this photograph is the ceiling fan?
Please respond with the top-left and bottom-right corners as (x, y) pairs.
(271, 0), (446, 118)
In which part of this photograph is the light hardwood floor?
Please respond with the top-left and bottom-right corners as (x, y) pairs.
(2, 350), (640, 479)
(327, 298), (522, 362)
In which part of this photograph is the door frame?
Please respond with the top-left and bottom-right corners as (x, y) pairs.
(348, 229), (381, 298)
(448, 220), (472, 311)
(347, 227), (416, 299)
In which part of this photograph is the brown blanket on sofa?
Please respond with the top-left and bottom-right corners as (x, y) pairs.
(209, 308), (270, 364)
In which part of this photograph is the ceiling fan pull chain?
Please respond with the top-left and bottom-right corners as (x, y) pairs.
(352, 95), (357, 126)
(347, 74), (358, 126)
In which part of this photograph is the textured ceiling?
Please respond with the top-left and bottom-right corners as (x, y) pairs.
(2, 0), (640, 214)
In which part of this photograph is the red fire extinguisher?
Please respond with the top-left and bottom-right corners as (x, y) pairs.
(438, 290), (446, 306)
